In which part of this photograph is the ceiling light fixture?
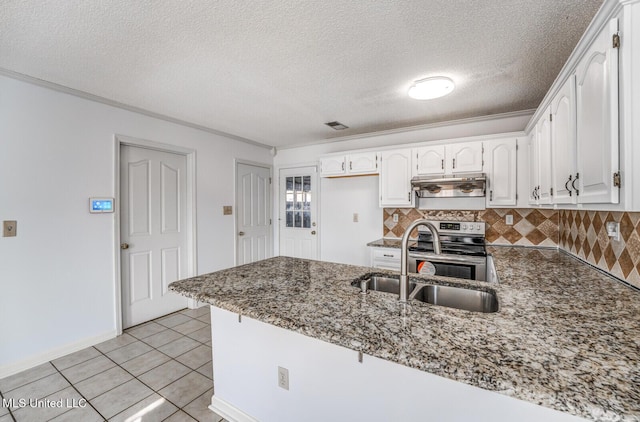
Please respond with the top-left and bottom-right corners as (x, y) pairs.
(408, 77), (455, 100)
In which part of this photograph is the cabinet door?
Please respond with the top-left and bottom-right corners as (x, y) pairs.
(450, 142), (483, 173)
(576, 18), (619, 204)
(348, 152), (378, 175)
(379, 149), (414, 207)
(485, 138), (517, 207)
(415, 145), (446, 175)
(320, 156), (346, 177)
(528, 134), (539, 205)
(536, 108), (553, 204)
(551, 76), (577, 204)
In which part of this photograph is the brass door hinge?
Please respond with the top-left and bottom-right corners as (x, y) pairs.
(613, 33), (620, 49)
(613, 172), (621, 187)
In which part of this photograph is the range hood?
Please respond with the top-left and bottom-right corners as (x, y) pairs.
(411, 173), (486, 198)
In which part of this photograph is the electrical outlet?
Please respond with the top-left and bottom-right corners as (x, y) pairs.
(277, 366), (289, 390)
(606, 222), (620, 241)
(3, 220), (17, 237)
(353, 213), (359, 223)
(505, 215), (513, 225)
(393, 213), (399, 223)
(223, 206), (233, 215)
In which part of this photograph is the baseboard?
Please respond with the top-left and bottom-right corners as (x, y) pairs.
(210, 395), (259, 422)
(0, 329), (117, 379)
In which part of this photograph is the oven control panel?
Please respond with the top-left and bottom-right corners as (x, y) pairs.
(418, 220), (485, 235)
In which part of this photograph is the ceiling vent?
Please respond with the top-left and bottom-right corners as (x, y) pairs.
(325, 121), (349, 130)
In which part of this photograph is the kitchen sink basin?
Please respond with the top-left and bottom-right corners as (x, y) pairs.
(351, 274), (416, 295)
(410, 284), (498, 313)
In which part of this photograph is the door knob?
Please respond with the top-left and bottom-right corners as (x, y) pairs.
(238, 231), (245, 236)
(311, 231), (316, 235)
(121, 243), (130, 250)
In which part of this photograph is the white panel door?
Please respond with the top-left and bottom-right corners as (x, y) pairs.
(551, 75), (577, 204)
(236, 163), (272, 265)
(535, 108), (553, 205)
(485, 138), (517, 207)
(319, 156), (346, 177)
(379, 149), (414, 207)
(120, 145), (188, 328)
(450, 142), (483, 173)
(347, 152), (378, 175)
(415, 145), (446, 175)
(279, 167), (318, 260)
(576, 18), (619, 204)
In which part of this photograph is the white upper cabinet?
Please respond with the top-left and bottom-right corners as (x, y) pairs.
(536, 108), (553, 205)
(415, 142), (483, 175)
(450, 142), (483, 173)
(415, 145), (445, 175)
(575, 18), (619, 204)
(551, 75), (577, 204)
(528, 107), (552, 205)
(485, 138), (517, 207)
(320, 156), (346, 177)
(379, 149), (414, 207)
(320, 152), (378, 177)
(347, 152), (378, 175)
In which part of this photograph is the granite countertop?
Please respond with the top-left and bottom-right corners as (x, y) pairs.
(169, 247), (640, 421)
(366, 238), (404, 248)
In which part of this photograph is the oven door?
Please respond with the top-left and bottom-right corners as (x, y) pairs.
(408, 253), (487, 281)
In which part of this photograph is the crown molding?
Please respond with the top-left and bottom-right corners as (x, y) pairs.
(0, 67), (272, 150)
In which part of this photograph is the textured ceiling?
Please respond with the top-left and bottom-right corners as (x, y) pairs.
(0, 0), (603, 148)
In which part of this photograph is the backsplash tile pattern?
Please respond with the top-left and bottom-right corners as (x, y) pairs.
(383, 208), (559, 247)
(382, 207), (640, 288)
(559, 210), (640, 287)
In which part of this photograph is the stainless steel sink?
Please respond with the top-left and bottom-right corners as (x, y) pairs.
(351, 274), (416, 295)
(410, 284), (498, 313)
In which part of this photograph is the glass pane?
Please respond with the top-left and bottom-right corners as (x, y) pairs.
(303, 211), (311, 228)
(295, 176), (302, 193)
(286, 211), (293, 227)
(303, 192), (311, 211)
(303, 176), (311, 192)
(294, 211), (302, 228)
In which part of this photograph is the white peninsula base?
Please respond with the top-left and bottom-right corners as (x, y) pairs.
(209, 306), (585, 422)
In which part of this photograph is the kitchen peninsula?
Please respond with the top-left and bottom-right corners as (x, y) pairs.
(169, 247), (640, 422)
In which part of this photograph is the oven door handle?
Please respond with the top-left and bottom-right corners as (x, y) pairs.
(408, 253), (486, 265)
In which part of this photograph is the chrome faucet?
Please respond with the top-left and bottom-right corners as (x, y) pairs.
(399, 219), (441, 303)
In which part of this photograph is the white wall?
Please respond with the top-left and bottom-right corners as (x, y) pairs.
(0, 75), (272, 375)
(319, 176), (381, 265)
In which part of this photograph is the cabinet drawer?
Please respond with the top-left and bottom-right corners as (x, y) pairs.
(372, 248), (401, 260)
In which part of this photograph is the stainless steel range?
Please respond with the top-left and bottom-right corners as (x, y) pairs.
(408, 220), (487, 281)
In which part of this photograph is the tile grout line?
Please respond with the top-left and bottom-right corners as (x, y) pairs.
(0, 389), (18, 422)
(50, 351), (108, 422)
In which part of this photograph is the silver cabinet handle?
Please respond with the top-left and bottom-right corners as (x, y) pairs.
(490, 190), (493, 201)
(441, 159), (444, 170)
(452, 158), (456, 169)
(342, 162), (345, 171)
(350, 161), (353, 170)
(565, 175), (572, 197)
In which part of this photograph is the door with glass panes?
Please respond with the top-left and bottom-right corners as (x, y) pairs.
(279, 166), (318, 259)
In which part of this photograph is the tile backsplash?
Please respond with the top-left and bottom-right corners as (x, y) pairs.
(382, 208), (640, 288)
(559, 210), (640, 287)
(383, 208), (559, 247)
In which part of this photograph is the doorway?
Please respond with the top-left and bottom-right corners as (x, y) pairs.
(116, 136), (196, 330)
(236, 162), (273, 265)
(278, 166), (319, 259)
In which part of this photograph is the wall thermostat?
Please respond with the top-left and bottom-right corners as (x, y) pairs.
(89, 197), (115, 213)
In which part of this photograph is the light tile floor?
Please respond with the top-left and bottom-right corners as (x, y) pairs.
(0, 307), (226, 422)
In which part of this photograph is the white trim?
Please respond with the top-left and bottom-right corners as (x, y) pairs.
(0, 67), (271, 150)
(278, 110), (535, 150)
(113, 135), (198, 333)
(210, 395), (259, 422)
(234, 159), (274, 266)
(0, 330), (117, 379)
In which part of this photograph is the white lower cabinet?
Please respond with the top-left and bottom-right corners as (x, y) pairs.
(370, 246), (401, 271)
(484, 138), (517, 207)
(379, 149), (414, 207)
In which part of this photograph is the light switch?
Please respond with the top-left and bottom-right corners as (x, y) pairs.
(393, 214), (399, 223)
(223, 206), (233, 215)
(505, 215), (514, 225)
(353, 213), (359, 223)
(606, 221), (620, 241)
(3, 220), (17, 237)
